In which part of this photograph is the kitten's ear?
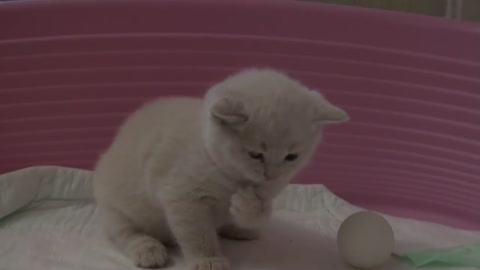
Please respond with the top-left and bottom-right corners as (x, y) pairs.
(310, 91), (349, 125)
(210, 97), (249, 126)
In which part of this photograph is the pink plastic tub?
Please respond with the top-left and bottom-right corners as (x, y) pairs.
(0, 0), (479, 229)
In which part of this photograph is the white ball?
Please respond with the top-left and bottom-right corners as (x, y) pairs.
(337, 211), (394, 269)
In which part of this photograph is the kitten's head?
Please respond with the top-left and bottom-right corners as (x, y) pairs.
(203, 69), (348, 184)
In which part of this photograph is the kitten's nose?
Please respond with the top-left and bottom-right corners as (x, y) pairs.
(264, 166), (279, 181)
(263, 172), (274, 181)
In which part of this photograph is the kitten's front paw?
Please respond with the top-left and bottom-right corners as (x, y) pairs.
(230, 186), (271, 228)
(128, 238), (168, 268)
(190, 257), (230, 270)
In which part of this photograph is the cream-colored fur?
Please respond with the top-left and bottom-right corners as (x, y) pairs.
(93, 69), (349, 269)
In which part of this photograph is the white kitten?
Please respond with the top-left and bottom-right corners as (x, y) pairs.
(93, 69), (349, 270)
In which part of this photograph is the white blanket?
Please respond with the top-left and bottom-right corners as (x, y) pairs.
(0, 166), (479, 270)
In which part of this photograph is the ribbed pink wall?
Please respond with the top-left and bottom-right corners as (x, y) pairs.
(0, 0), (479, 229)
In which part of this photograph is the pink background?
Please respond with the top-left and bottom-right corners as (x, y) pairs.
(0, 0), (479, 229)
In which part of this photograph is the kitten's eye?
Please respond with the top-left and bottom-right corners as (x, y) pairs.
(284, 154), (298, 162)
(248, 151), (264, 162)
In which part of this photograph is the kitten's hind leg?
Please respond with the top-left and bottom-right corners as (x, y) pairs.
(100, 205), (168, 268)
(218, 223), (260, 241)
